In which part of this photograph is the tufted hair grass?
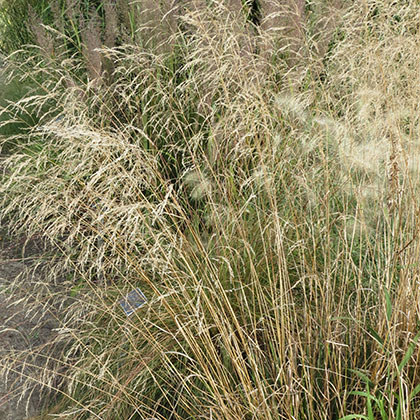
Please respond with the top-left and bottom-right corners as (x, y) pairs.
(1, 1), (420, 419)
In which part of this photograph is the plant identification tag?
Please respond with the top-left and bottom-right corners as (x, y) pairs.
(119, 288), (147, 316)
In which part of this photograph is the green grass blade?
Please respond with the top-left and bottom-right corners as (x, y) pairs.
(398, 331), (420, 373)
(384, 288), (392, 322)
(368, 326), (385, 348)
(409, 383), (420, 400)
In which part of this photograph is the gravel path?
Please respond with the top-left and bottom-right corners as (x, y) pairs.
(0, 233), (57, 420)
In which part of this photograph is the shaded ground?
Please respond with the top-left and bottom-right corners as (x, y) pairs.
(0, 231), (58, 420)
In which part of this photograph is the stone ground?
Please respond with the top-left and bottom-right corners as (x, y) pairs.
(0, 232), (57, 420)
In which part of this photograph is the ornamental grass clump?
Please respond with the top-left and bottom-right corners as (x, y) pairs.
(1, 1), (420, 419)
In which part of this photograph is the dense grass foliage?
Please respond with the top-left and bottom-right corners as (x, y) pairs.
(1, 1), (420, 419)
